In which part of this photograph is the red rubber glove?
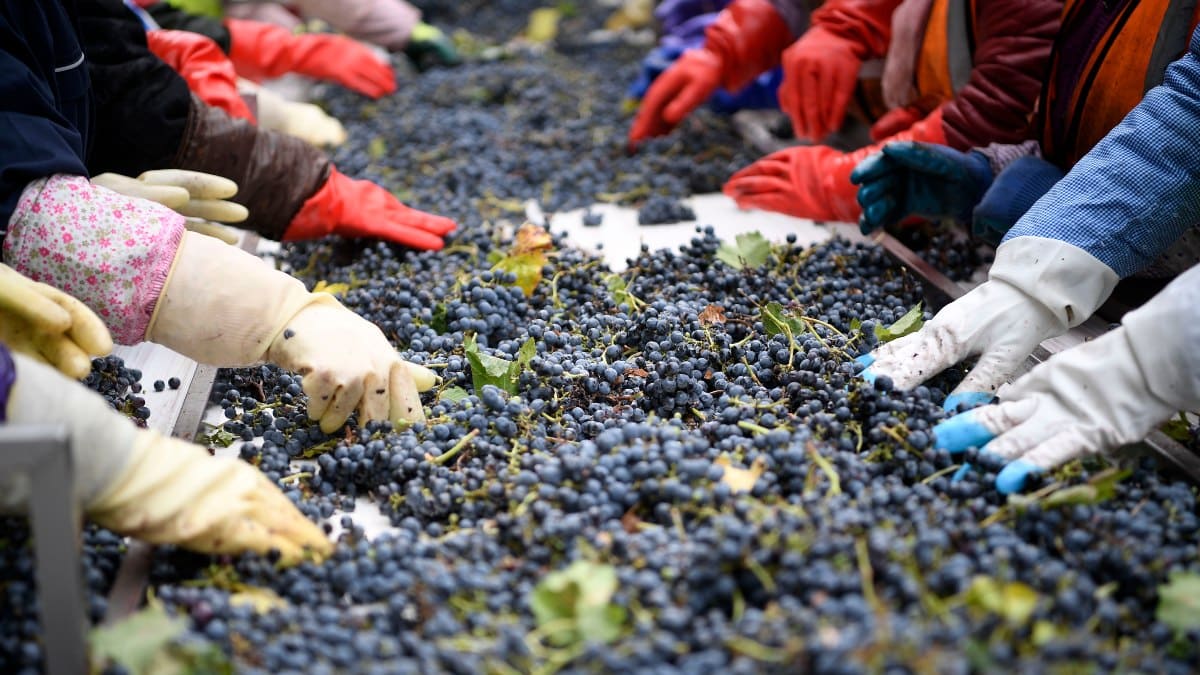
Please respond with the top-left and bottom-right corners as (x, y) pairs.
(869, 105), (924, 142)
(778, 26), (868, 143)
(725, 107), (946, 222)
(285, 168), (456, 249)
(146, 30), (255, 122)
(628, 0), (792, 146)
(225, 19), (397, 99)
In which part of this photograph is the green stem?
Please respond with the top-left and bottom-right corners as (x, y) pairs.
(432, 429), (480, 465)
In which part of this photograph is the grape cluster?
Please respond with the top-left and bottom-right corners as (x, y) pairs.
(83, 355), (151, 427)
(638, 195), (697, 225)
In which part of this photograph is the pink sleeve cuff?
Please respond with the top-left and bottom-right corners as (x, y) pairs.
(291, 0), (419, 50)
(2, 175), (186, 345)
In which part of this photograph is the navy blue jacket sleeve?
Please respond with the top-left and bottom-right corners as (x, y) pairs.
(1003, 24), (1200, 278)
(0, 2), (92, 229)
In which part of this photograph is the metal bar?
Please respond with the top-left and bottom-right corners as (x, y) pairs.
(0, 425), (87, 675)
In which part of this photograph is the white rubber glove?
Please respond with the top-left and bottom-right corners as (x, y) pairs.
(0, 350), (331, 563)
(91, 170), (249, 224)
(247, 81), (348, 148)
(146, 232), (435, 432)
(858, 237), (1119, 410)
(0, 264), (113, 379)
(932, 263), (1200, 493)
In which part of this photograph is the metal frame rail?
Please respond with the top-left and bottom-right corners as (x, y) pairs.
(0, 425), (87, 675)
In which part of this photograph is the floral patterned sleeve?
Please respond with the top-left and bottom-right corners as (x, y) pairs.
(2, 174), (185, 344)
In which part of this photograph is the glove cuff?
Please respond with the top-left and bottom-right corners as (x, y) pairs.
(1122, 264), (1200, 410)
(146, 231), (322, 366)
(176, 95), (331, 241)
(707, 0), (794, 92)
(988, 236), (1119, 330)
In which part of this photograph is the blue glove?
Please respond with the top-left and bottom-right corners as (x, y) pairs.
(628, 44), (689, 100)
(972, 156), (1065, 245)
(850, 141), (994, 235)
(628, 42), (781, 114)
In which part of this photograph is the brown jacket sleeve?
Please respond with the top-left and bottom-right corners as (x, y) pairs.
(940, 0), (1063, 149)
(173, 95), (331, 241)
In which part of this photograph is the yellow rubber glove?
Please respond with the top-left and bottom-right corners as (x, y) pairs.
(0, 264), (113, 379)
(146, 232), (436, 433)
(1, 351), (332, 563)
(92, 170), (250, 223)
(248, 81), (348, 148)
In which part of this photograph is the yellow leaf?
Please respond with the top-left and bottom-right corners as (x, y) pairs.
(513, 222), (554, 255)
(229, 586), (288, 614)
(312, 280), (350, 296)
(526, 8), (561, 43)
(493, 222), (556, 297)
(604, 0), (654, 30)
(715, 455), (766, 494)
(698, 304), (726, 326)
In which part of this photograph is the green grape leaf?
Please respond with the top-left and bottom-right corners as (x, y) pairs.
(760, 302), (805, 340)
(1156, 571), (1200, 633)
(716, 232), (771, 270)
(441, 387), (470, 405)
(874, 303), (924, 343)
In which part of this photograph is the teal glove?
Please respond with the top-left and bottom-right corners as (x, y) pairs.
(850, 141), (993, 235)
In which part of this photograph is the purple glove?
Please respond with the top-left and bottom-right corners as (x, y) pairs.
(655, 0), (731, 34)
(661, 12), (718, 49)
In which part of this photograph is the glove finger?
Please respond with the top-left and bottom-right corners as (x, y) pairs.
(662, 79), (712, 126)
(0, 326), (51, 367)
(42, 281), (112, 359)
(319, 374), (365, 434)
(404, 362), (438, 391)
(723, 175), (792, 198)
(880, 142), (959, 178)
(0, 286), (72, 335)
(358, 367), (390, 427)
(302, 370), (337, 423)
(249, 476), (334, 560)
(92, 173), (192, 209)
(849, 152), (893, 185)
(949, 343), (1033, 404)
(138, 170), (238, 200)
(994, 427), (1094, 494)
(185, 220), (242, 245)
(855, 176), (898, 208)
(176, 199), (250, 224)
(403, 210), (458, 236)
(859, 196), (897, 234)
(933, 397), (1034, 455)
(389, 361), (426, 425)
(35, 333), (93, 380)
(629, 70), (686, 142)
(823, 70), (856, 141)
(797, 69), (825, 140)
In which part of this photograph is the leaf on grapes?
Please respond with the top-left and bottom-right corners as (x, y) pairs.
(229, 586), (288, 614)
(874, 303), (924, 343)
(1157, 571), (1200, 633)
(715, 455), (766, 494)
(431, 303), (449, 333)
(1041, 467), (1131, 509)
(197, 426), (237, 449)
(1031, 620), (1061, 646)
(312, 280), (350, 297)
(441, 386), (470, 405)
(760, 302), (805, 340)
(368, 137), (388, 161)
(531, 561), (625, 647)
(966, 576), (1039, 626)
(716, 231), (771, 270)
(698, 304), (727, 326)
(88, 603), (188, 674)
(494, 223), (555, 297)
(515, 337), (537, 375)
(526, 7), (561, 43)
(463, 334), (533, 395)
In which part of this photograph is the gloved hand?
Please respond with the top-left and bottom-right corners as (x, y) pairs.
(0, 265), (112, 379)
(0, 348), (331, 563)
(91, 170), (249, 223)
(284, 168), (456, 249)
(850, 141), (993, 235)
(225, 18), (396, 98)
(145, 232), (438, 432)
(628, 0), (792, 146)
(402, 22), (463, 71)
(857, 236), (1119, 411)
(725, 108), (948, 222)
(777, 26), (866, 143)
(247, 81), (348, 147)
(628, 44), (690, 101)
(145, 29), (255, 121)
(932, 263), (1200, 493)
